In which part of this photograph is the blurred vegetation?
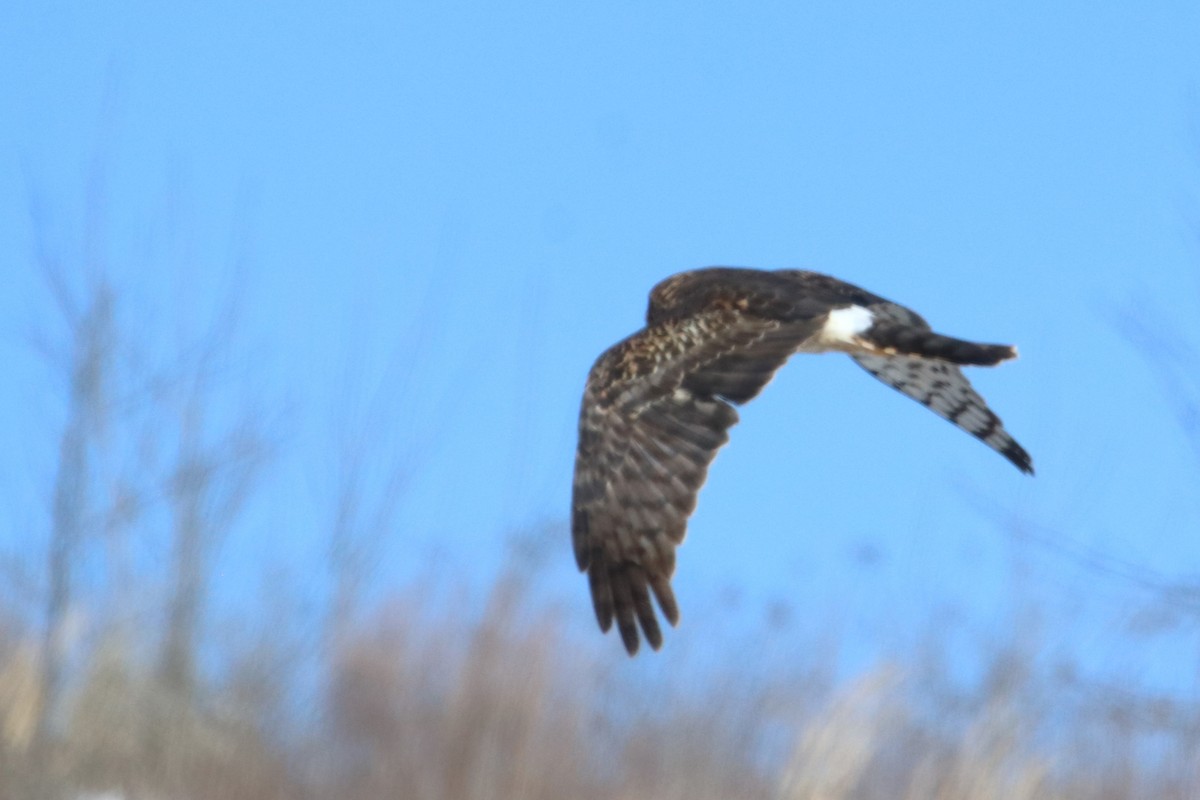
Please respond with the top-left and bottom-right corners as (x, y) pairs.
(4, 192), (1200, 799)
(3, 556), (1200, 799)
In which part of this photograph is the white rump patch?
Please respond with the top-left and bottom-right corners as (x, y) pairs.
(821, 305), (874, 344)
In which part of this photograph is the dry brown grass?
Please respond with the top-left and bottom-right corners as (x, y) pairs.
(0, 568), (1197, 800)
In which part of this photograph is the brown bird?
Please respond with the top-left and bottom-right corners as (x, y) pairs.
(571, 267), (1032, 655)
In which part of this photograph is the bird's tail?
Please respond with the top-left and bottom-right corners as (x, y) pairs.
(861, 324), (1017, 366)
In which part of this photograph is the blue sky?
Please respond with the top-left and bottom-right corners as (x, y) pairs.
(2, 2), (1200, 685)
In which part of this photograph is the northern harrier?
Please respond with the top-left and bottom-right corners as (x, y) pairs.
(572, 267), (1032, 655)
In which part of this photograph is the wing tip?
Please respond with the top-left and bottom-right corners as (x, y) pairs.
(590, 558), (680, 657)
(618, 622), (641, 656)
(1002, 441), (1035, 475)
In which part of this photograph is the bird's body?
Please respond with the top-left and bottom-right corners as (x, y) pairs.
(572, 267), (1032, 656)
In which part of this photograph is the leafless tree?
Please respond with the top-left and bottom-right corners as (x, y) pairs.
(21, 162), (129, 767)
(158, 379), (269, 700)
(12, 162), (275, 796)
(323, 411), (410, 653)
(36, 277), (114, 754)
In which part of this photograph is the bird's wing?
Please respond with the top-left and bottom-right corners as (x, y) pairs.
(571, 309), (820, 655)
(850, 301), (1033, 473)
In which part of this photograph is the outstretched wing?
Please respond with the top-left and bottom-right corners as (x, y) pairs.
(851, 301), (1033, 473)
(572, 309), (820, 655)
(853, 353), (1032, 473)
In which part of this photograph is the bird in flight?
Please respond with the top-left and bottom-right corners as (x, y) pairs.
(571, 267), (1032, 656)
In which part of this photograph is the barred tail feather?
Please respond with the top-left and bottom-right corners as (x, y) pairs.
(863, 324), (1017, 366)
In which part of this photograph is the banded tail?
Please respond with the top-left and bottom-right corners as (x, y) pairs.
(860, 323), (1017, 366)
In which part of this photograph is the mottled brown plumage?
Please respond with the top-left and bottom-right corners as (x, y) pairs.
(572, 267), (1031, 655)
